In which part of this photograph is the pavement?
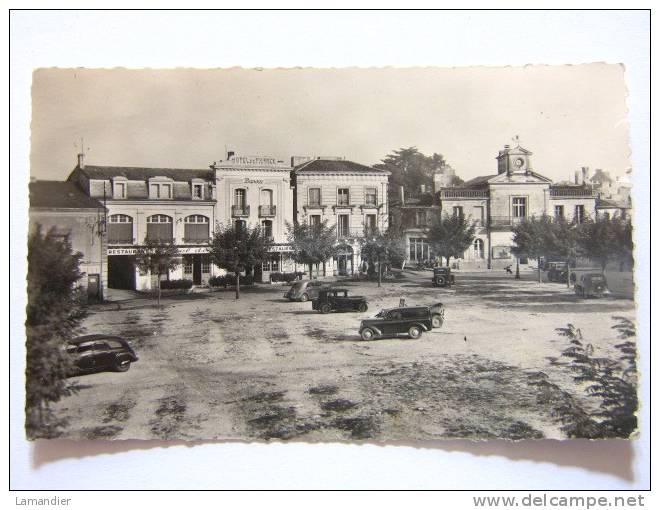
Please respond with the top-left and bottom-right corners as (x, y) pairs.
(53, 269), (636, 441)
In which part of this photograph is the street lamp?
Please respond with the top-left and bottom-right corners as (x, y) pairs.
(515, 257), (520, 280)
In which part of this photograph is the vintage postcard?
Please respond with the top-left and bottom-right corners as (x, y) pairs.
(26, 65), (637, 441)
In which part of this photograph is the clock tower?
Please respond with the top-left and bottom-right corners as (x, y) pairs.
(496, 138), (533, 175)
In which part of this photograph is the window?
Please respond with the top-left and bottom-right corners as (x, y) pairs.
(575, 205), (585, 223)
(201, 255), (211, 274)
(473, 206), (485, 226)
(183, 257), (193, 275)
(308, 188), (321, 206)
(554, 205), (564, 219)
(415, 210), (428, 227)
(512, 197), (527, 218)
(337, 214), (350, 238)
(146, 214), (173, 241)
(261, 220), (273, 239)
(234, 188), (246, 207)
(365, 188), (377, 206)
(337, 188), (350, 206)
(260, 189), (273, 206)
(262, 255), (280, 272)
(113, 181), (126, 199)
(192, 184), (204, 200)
(409, 238), (430, 261)
(473, 238), (485, 259)
(453, 206), (464, 218)
(309, 215), (321, 229)
(184, 215), (209, 242)
(149, 182), (172, 199)
(365, 214), (377, 235)
(107, 214), (133, 243)
(603, 211), (611, 220)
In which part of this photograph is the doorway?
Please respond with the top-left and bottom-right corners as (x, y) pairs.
(108, 256), (136, 289)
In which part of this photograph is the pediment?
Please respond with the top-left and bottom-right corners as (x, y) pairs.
(488, 171), (552, 184)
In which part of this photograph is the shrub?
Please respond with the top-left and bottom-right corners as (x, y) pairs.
(159, 279), (193, 290)
(269, 271), (304, 283)
(208, 274), (254, 287)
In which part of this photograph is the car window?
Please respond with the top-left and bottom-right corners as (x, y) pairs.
(93, 341), (111, 351)
(388, 310), (403, 320)
(402, 308), (428, 319)
(106, 339), (125, 349)
(76, 342), (96, 353)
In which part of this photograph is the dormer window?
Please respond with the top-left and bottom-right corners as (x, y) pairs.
(148, 178), (173, 199)
(112, 178), (128, 199)
(192, 183), (204, 200)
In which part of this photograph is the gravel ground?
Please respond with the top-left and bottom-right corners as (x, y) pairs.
(52, 269), (636, 441)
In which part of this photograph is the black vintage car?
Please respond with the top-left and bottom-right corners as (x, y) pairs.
(312, 288), (368, 313)
(65, 334), (138, 375)
(432, 267), (455, 287)
(574, 273), (608, 298)
(358, 303), (444, 341)
(546, 262), (568, 283)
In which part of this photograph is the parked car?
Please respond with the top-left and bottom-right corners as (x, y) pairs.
(358, 303), (444, 341)
(432, 267), (455, 287)
(574, 273), (608, 298)
(312, 288), (368, 313)
(65, 334), (138, 375)
(284, 279), (331, 302)
(546, 262), (568, 283)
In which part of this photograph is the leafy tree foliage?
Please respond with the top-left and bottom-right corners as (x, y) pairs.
(576, 216), (634, 270)
(285, 219), (337, 277)
(26, 225), (86, 438)
(358, 229), (406, 286)
(208, 223), (272, 299)
(511, 215), (555, 283)
(135, 239), (181, 306)
(426, 213), (476, 267)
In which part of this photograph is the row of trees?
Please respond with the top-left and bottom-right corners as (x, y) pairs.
(512, 215), (634, 283)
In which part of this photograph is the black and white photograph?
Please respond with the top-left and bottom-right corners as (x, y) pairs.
(25, 64), (638, 442)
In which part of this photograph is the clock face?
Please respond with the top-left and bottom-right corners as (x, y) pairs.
(514, 157), (525, 168)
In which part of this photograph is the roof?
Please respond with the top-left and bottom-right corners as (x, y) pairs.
(70, 334), (128, 344)
(74, 165), (214, 181)
(462, 175), (497, 188)
(293, 159), (390, 176)
(29, 181), (104, 209)
(596, 197), (630, 209)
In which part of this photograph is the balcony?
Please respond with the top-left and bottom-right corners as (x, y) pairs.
(439, 189), (489, 199)
(259, 205), (276, 217)
(550, 187), (595, 198)
(231, 205), (250, 217)
(488, 215), (527, 228)
(337, 226), (375, 240)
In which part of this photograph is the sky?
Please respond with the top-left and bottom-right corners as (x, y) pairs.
(30, 64), (631, 183)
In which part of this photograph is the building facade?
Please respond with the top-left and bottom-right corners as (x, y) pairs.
(68, 156), (218, 290)
(29, 180), (107, 301)
(397, 143), (598, 269)
(291, 158), (390, 275)
(210, 153), (296, 281)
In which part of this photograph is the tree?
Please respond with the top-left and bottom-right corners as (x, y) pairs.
(577, 216), (633, 271)
(426, 212), (476, 267)
(286, 220), (337, 278)
(547, 216), (579, 288)
(511, 215), (554, 283)
(26, 225), (86, 438)
(208, 223), (272, 299)
(359, 229), (406, 287)
(135, 239), (181, 306)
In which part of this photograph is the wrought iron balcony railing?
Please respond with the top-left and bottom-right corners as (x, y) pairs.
(231, 205), (250, 217)
(439, 189), (489, 199)
(259, 205), (276, 217)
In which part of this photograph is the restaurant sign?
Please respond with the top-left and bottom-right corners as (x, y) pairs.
(108, 246), (210, 255)
(268, 244), (294, 253)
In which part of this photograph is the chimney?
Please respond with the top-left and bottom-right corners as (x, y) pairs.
(399, 185), (405, 206)
(582, 166), (590, 183)
(574, 170), (581, 185)
(77, 153), (85, 169)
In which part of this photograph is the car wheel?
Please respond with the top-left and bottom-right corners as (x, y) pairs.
(300, 293), (309, 302)
(408, 326), (422, 339)
(320, 303), (332, 314)
(358, 302), (368, 313)
(431, 314), (443, 328)
(361, 328), (375, 341)
(114, 359), (131, 372)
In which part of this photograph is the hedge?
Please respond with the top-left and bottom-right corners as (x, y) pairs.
(269, 271), (305, 283)
(160, 279), (193, 290)
(209, 274), (254, 287)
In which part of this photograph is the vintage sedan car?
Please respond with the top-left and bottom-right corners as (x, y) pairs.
(65, 334), (138, 375)
(359, 304), (444, 341)
(312, 288), (368, 313)
(546, 262), (568, 283)
(284, 279), (331, 302)
(432, 267), (455, 287)
(574, 273), (608, 298)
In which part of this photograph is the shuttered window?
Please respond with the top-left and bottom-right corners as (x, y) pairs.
(184, 215), (209, 241)
(107, 214), (133, 243)
(146, 214), (173, 241)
